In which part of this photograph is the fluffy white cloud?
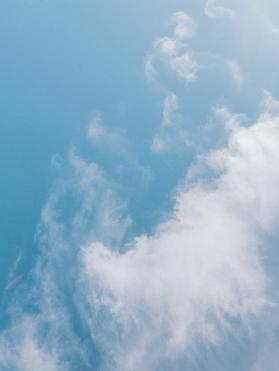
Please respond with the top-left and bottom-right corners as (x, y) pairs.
(2, 93), (279, 371)
(81, 92), (279, 370)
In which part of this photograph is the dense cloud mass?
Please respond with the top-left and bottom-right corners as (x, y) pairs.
(81, 93), (279, 370)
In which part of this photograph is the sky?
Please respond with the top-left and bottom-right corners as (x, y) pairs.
(1, 0), (279, 370)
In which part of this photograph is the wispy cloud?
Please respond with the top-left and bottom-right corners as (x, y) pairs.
(226, 59), (243, 88)
(87, 113), (153, 185)
(2, 1), (279, 368)
(81, 92), (279, 369)
(162, 93), (180, 127)
(0, 317), (63, 371)
(145, 12), (199, 85)
(88, 114), (106, 142)
(1, 92), (279, 370)
(151, 93), (190, 154)
(172, 11), (196, 39)
(205, 0), (235, 19)
(169, 53), (199, 82)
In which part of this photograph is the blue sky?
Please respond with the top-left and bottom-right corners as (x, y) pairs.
(1, 1), (279, 370)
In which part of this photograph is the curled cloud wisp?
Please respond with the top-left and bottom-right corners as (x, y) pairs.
(145, 12), (199, 86)
(150, 93), (190, 154)
(146, 11), (245, 158)
(205, 0), (235, 19)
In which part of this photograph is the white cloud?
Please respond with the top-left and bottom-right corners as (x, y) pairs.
(0, 318), (63, 371)
(88, 114), (105, 141)
(162, 93), (179, 127)
(0, 147), (133, 371)
(150, 134), (169, 154)
(260, 89), (279, 120)
(205, 0), (235, 19)
(4, 2), (279, 370)
(213, 105), (244, 131)
(173, 11), (196, 39)
(87, 114), (128, 157)
(150, 93), (190, 154)
(145, 12), (199, 85)
(153, 37), (179, 57)
(81, 92), (279, 370)
(227, 59), (243, 88)
(145, 13), (199, 156)
(2, 93), (279, 370)
(170, 53), (199, 82)
(146, 12), (244, 89)
(144, 56), (156, 83)
(87, 114), (152, 185)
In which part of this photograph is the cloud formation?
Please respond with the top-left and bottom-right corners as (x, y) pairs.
(145, 12), (199, 85)
(2, 3), (279, 369)
(226, 59), (243, 88)
(151, 93), (190, 154)
(205, 0), (235, 19)
(2, 91), (279, 371)
(146, 10), (246, 158)
(80, 92), (279, 370)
